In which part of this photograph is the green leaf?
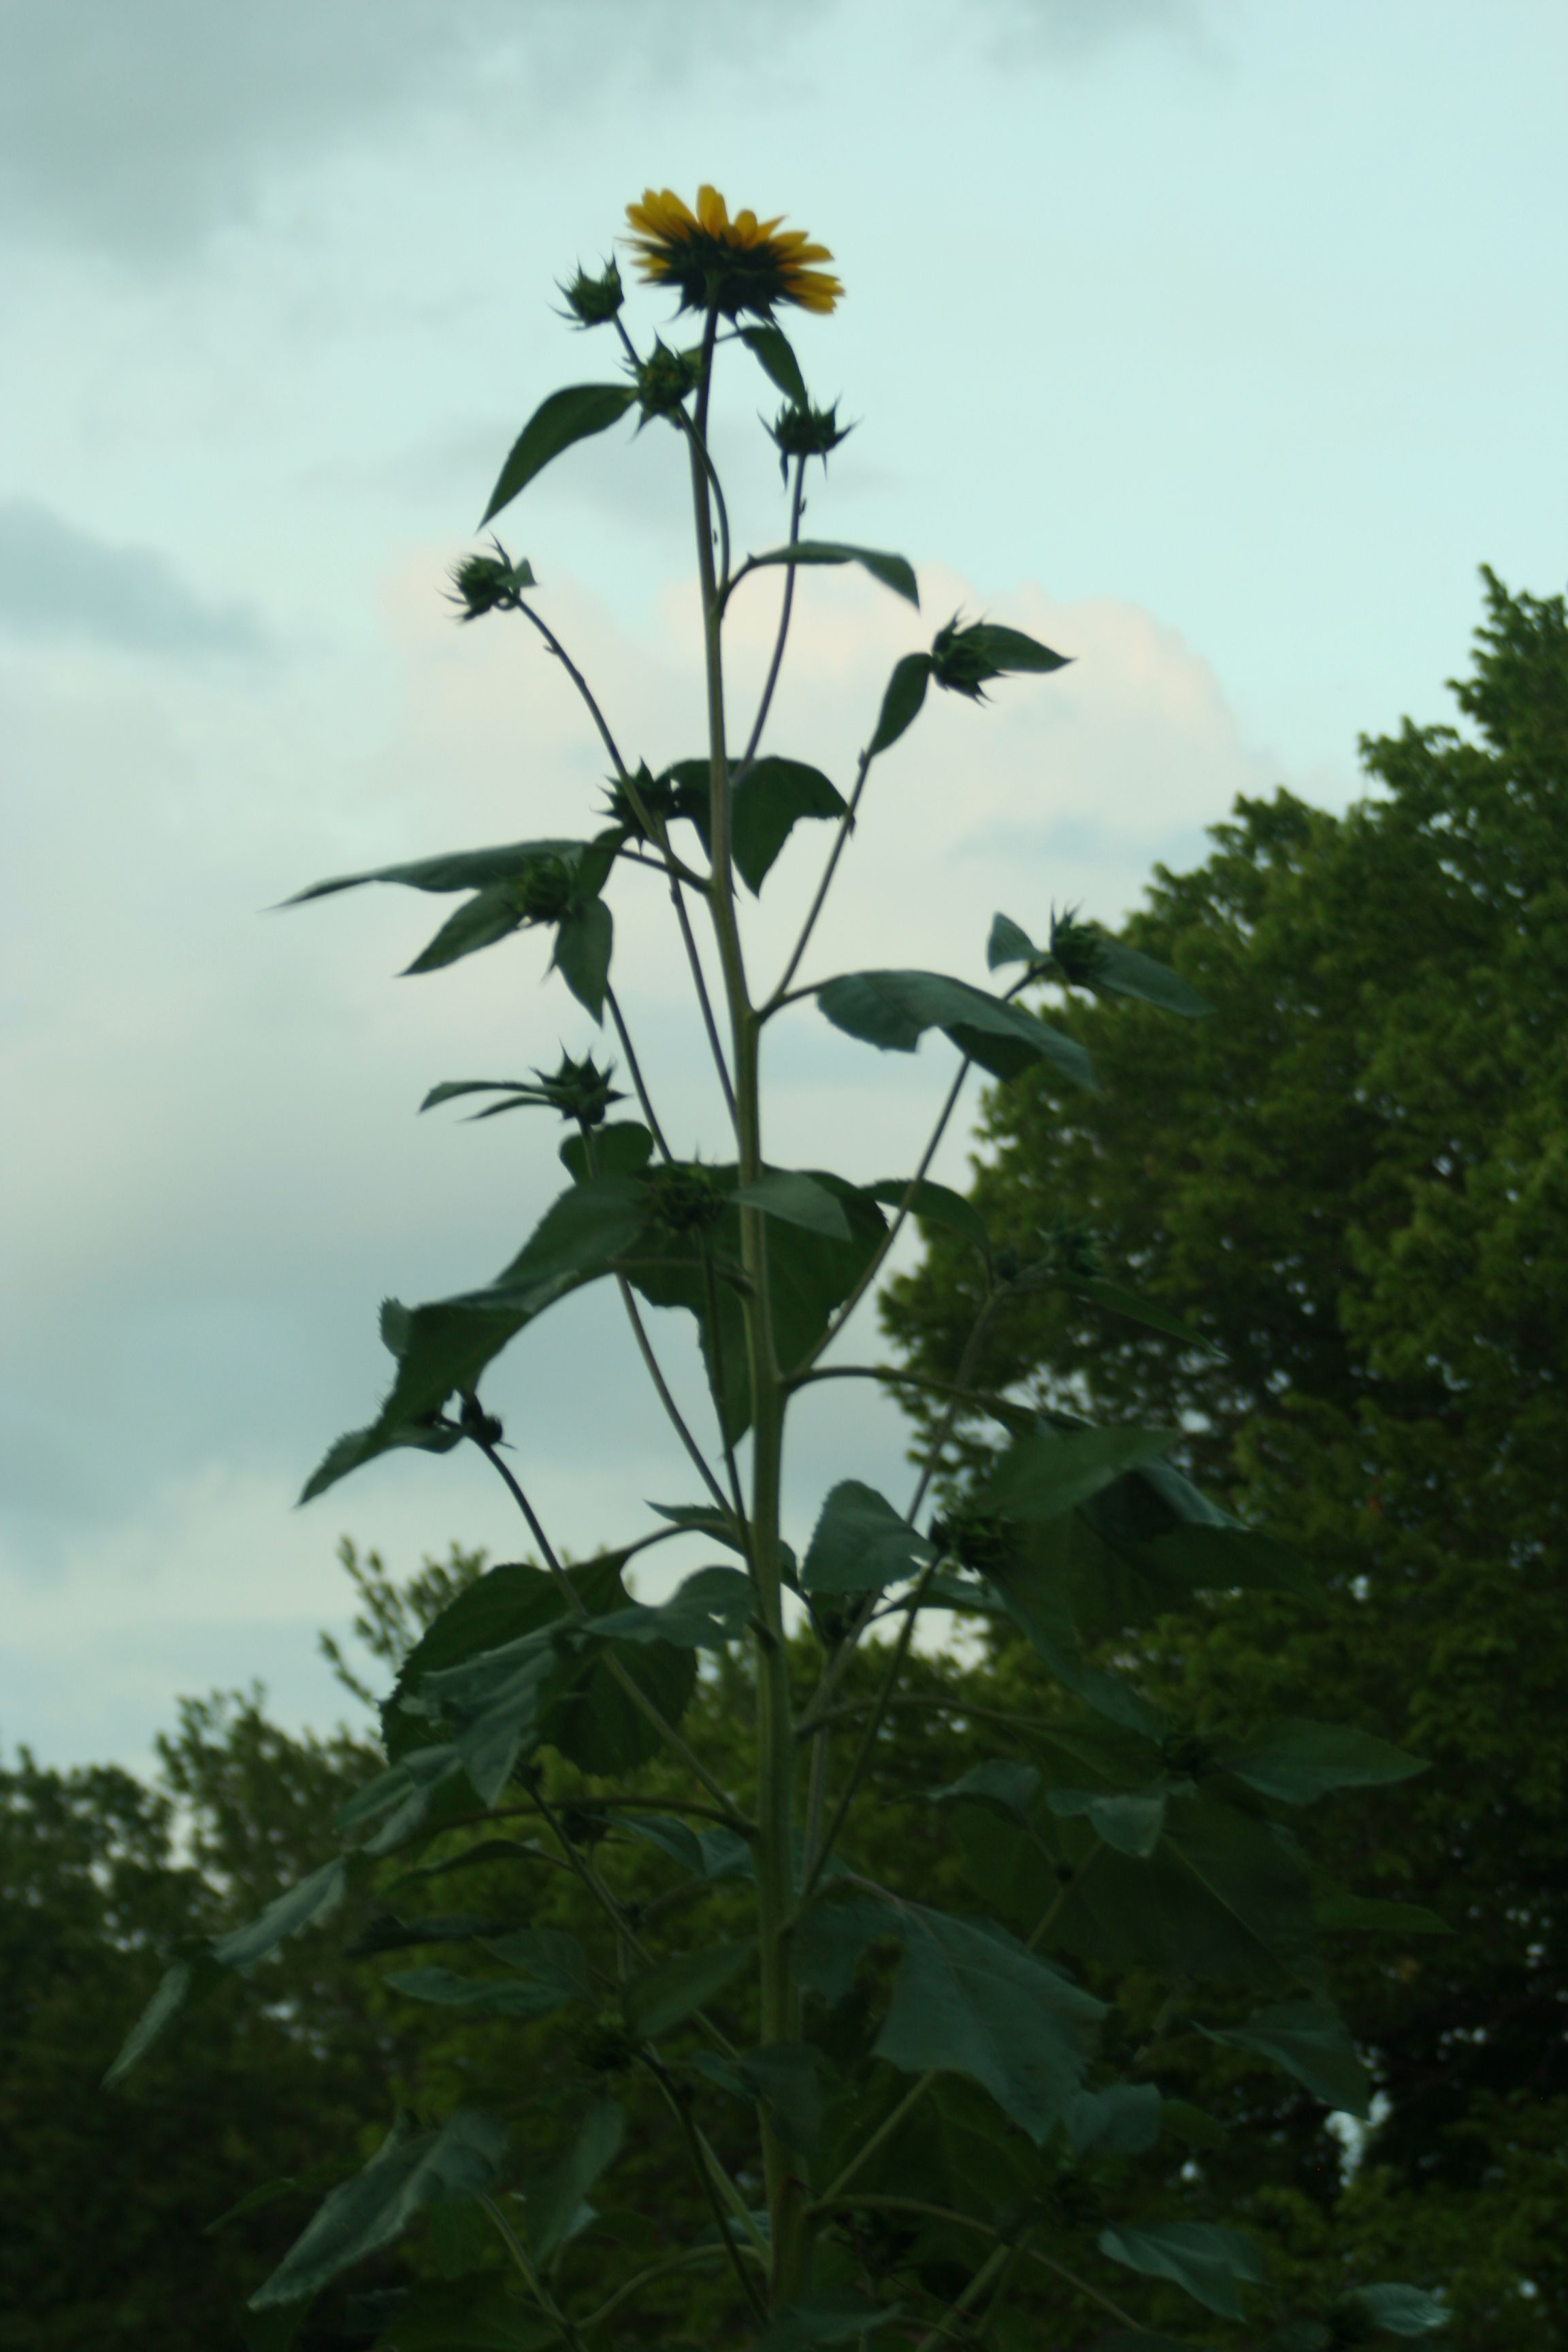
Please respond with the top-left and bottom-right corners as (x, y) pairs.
(1341, 2285), (1449, 2335)
(738, 322), (807, 404)
(983, 1425), (1177, 1522)
(734, 1169), (852, 1239)
(1048, 1785), (1169, 1858)
(1063, 2081), (1163, 2156)
(385, 1967), (575, 2019)
(1079, 932), (1211, 1017)
(1313, 1892), (1452, 1936)
(482, 1928), (595, 2001)
(951, 622), (1068, 677)
(732, 757), (847, 893)
(985, 1541), (1164, 1736)
(212, 1856), (352, 1970)
(551, 898), (612, 1019)
(987, 911), (1039, 970)
(284, 836), (591, 905)
(1084, 1460), (1326, 1612)
(359, 2278), (557, 2350)
(744, 540), (919, 608)
(518, 2097), (623, 2264)
(803, 1480), (935, 1594)
(480, 384), (637, 527)
(1098, 2221), (1267, 2321)
(868, 653), (931, 754)
(404, 885), (525, 975)
(615, 1814), (751, 1882)
(347, 1912), (500, 1957)
(103, 1952), (223, 2087)
(757, 2297), (902, 2351)
(691, 2040), (824, 2156)
(1056, 1784), (1322, 1992)
(622, 1940), (755, 2039)
(931, 1759), (1041, 1823)
(1202, 1998), (1371, 2117)
(789, 1894), (895, 2004)
(875, 1907), (1103, 2143)
(816, 968), (1096, 1090)
(251, 2111), (508, 2307)
(1071, 1275), (1224, 1357)
(583, 1565), (752, 1650)
(559, 1122), (655, 1183)
(862, 1175), (990, 1254)
(648, 1499), (750, 1552)
(1220, 1719), (1427, 1806)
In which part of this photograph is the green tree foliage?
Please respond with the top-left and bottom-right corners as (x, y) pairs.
(883, 569), (1568, 2347)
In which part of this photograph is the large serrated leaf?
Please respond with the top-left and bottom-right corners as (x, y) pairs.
(875, 1906), (1103, 2144)
(250, 2110), (509, 2307)
(802, 1480), (934, 1594)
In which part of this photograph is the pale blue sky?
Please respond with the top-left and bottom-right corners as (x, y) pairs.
(3, 0), (1563, 1765)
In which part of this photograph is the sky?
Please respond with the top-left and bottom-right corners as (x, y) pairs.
(3, 0), (1564, 1771)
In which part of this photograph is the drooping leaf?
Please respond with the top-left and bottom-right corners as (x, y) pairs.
(648, 1499), (751, 1553)
(404, 885), (529, 975)
(386, 1967), (576, 2019)
(582, 1565), (752, 1650)
(250, 2111), (508, 2307)
(734, 1169), (853, 1240)
(352, 2278), (557, 2350)
(862, 1175), (990, 1254)
(868, 653), (931, 755)
(738, 322), (807, 404)
(518, 2098), (623, 2264)
(103, 1952), (223, 2087)
(615, 1814), (751, 1883)
(742, 540), (918, 608)
(757, 2296), (903, 2351)
(1341, 2284), (1450, 2335)
(930, 1759), (1042, 1823)
(1097, 2220), (1267, 2321)
(1313, 1892), (1451, 1937)
(875, 1906), (1103, 2144)
(480, 384), (638, 527)
(622, 1940), (755, 2040)
(816, 968), (1096, 1090)
(802, 1480), (934, 1595)
(1084, 1458), (1325, 1612)
(1055, 1784), (1322, 1993)
(550, 898), (612, 1018)
(1070, 1275), (1224, 1356)
(212, 1857), (353, 1970)
(983, 1425), (1177, 1522)
(1060, 928), (1213, 1019)
(731, 757), (847, 892)
(1201, 1998), (1371, 2117)
(984, 1539), (1164, 1736)
(1219, 1719), (1427, 1806)
(947, 621), (1068, 679)
(1048, 1784), (1169, 1859)
(284, 836), (595, 906)
(1063, 2081), (1163, 2156)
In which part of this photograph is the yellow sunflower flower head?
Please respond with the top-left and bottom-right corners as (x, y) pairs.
(623, 185), (843, 320)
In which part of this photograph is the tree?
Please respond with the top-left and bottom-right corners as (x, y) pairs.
(883, 568), (1568, 2346)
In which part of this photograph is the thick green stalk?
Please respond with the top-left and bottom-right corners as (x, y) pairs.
(685, 314), (804, 2300)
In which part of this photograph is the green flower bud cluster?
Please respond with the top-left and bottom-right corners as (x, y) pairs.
(1048, 909), (1110, 989)
(530, 1049), (624, 1127)
(768, 397), (852, 479)
(929, 615), (1013, 701)
(448, 540), (537, 623)
(508, 855), (574, 926)
(634, 338), (705, 421)
(647, 1162), (727, 1237)
(557, 257), (623, 328)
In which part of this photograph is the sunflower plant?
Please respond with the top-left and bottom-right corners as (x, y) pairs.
(110, 188), (1452, 2352)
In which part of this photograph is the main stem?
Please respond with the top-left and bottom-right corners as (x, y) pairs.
(685, 312), (804, 2301)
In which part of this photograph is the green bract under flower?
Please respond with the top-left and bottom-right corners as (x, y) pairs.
(558, 257), (623, 328)
(769, 398), (853, 479)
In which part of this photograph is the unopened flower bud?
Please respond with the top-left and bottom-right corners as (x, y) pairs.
(634, 338), (705, 421)
(448, 540), (536, 623)
(768, 397), (852, 479)
(559, 257), (623, 328)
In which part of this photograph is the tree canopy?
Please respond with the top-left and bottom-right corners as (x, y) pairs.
(883, 568), (1568, 2347)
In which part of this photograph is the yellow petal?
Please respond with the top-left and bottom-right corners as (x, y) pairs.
(696, 184), (730, 234)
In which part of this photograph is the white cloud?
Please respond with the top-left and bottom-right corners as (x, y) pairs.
(0, 500), (265, 655)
